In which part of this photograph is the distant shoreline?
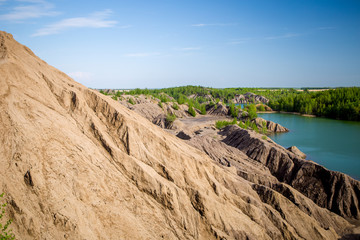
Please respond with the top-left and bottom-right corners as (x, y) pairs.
(258, 111), (317, 118)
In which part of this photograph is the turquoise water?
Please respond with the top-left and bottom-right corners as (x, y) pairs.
(258, 113), (360, 180)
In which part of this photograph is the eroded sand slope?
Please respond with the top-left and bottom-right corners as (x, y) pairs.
(0, 31), (359, 239)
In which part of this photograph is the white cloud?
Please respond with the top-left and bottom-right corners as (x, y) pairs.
(0, 0), (59, 21)
(68, 71), (92, 80)
(32, 9), (117, 36)
(124, 52), (161, 57)
(265, 33), (301, 40)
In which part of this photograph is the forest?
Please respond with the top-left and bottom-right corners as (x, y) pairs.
(111, 86), (360, 121)
(268, 87), (360, 121)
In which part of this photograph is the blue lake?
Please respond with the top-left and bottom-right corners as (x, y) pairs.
(258, 113), (360, 180)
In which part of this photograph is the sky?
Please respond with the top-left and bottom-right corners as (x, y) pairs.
(1, 0), (360, 89)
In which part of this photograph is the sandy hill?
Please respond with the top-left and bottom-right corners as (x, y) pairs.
(0, 31), (359, 239)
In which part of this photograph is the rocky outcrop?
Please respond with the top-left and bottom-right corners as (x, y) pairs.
(221, 125), (360, 220)
(233, 92), (269, 104)
(181, 130), (358, 238)
(253, 117), (289, 132)
(206, 103), (228, 116)
(287, 146), (307, 159)
(176, 131), (192, 140)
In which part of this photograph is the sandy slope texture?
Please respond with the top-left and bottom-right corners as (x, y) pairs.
(0, 31), (358, 239)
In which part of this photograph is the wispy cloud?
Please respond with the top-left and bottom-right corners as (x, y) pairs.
(32, 9), (117, 36)
(191, 23), (237, 27)
(124, 52), (161, 57)
(265, 33), (301, 40)
(0, 0), (59, 21)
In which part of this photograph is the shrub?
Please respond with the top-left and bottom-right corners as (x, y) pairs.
(200, 104), (207, 115)
(215, 118), (237, 129)
(115, 91), (123, 97)
(229, 103), (239, 118)
(159, 94), (169, 103)
(111, 95), (118, 101)
(258, 104), (266, 112)
(177, 94), (187, 105)
(172, 103), (179, 110)
(247, 104), (258, 119)
(166, 114), (177, 125)
(261, 121), (267, 134)
(238, 121), (246, 129)
(0, 193), (15, 240)
(158, 102), (163, 108)
(262, 135), (268, 140)
(128, 98), (135, 105)
(99, 90), (108, 95)
(188, 103), (196, 117)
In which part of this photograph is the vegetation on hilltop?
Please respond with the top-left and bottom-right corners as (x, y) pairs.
(102, 86), (360, 121)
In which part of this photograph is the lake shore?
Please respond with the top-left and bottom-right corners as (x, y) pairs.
(258, 110), (317, 118)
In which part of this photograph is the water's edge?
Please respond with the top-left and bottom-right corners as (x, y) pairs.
(258, 112), (360, 180)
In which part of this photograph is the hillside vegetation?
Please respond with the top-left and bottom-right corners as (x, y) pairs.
(105, 86), (360, 121)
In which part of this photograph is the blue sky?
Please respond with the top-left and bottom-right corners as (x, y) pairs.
(1, 0), (359, 88)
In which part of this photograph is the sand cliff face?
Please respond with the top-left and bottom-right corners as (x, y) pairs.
(0, 31), (359, 240)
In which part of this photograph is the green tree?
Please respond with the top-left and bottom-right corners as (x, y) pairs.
(199, 104), (207, 115)
(229, 103), (239, 118)
(247, 104), (258, 119)
(188, 103), (196, 117)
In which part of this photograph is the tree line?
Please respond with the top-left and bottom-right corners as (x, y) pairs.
(268, 87), (360, 121)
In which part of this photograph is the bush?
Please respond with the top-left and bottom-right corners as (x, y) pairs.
(200, 104), (207, 115)
(166, 114), (176, 125)
(128, 98), (135, 105)
(247, 104), (258, 119)
(99, 90), (108, 95)
(262, 135), (268, 140)
(229, 103), (239, 118)
(215, 118), (237, 129)
(177, 94), (187, 105)
(238, 121), (247, 129)
(172, 103), (179, 110)
(258, 104), (266, 111)
(261, 121), (267, 134)
(158, 102), (163, 108)
(188, 103), (196, 117)
(111, 95), (118, 101)
(0, 193), (15, 240)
